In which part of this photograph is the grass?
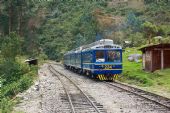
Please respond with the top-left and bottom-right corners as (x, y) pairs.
(120, 48), (170, 95)
(153, 69), (170, 91)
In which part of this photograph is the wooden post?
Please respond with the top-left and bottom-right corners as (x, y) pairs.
(143, 53), (145, 69)
(161, 49), (164, 70)
(150, 51), (153, 71)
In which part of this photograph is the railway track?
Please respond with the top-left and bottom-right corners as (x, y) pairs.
(49, 64), (107, 113)
(50, 63), (170, 112)
(105, 81), (170, 112)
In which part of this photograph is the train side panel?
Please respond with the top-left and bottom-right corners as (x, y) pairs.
(81, 50), (94, 75)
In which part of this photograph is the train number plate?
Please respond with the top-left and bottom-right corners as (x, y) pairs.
(102, 65), (112, 69)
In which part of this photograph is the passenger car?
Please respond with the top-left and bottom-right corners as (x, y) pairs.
(64, 39), (122, 80)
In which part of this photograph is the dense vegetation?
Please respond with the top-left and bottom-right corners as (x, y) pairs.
(37, 0), (170, 60)
(38, 0), (109, 60)
(0, 33), (38, 113)
(0, 0), (170, 112)
(1, 0), (170, 60)
(0, 1), (43, 112)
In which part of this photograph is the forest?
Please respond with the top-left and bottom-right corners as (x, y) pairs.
(0, 0), (170, 60)
(0, 0), (170, 112)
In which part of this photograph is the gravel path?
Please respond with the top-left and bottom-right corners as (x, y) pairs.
(14, 63), (170, 113)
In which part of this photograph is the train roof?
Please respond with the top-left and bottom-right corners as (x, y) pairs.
(64, 39), (122, 55)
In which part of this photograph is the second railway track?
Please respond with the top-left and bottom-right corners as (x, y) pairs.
(105, 81), (170, 112)
(49, 64), (107, 113)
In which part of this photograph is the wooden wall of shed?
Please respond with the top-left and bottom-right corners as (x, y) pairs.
(145, 50), (152, 71)
(164, 50), (170, 68)
(152, 50), (161, 71)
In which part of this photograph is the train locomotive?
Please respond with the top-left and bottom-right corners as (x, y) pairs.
(64, 39), (122, 81)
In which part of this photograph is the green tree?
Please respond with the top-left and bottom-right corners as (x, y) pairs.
(38, 0), (107, 60)
(1, 32), (22, 61)
(0, 32), (22, 85)
(142, 21), (158, 44)
(126, 12), (143, 32)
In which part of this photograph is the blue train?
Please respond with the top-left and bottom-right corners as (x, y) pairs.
(64, 39), (122, 81)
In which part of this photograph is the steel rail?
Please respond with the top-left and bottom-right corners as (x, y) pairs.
(49, 64), (102, 113)
(104, 81), (170, 110)
(48, 65), (76, 113)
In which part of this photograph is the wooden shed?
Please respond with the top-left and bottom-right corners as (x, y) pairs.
(139, 44), (170, 72)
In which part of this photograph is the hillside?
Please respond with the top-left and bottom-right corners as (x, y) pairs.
(1, 1), (170, 60)
(37, 0), (170, 60)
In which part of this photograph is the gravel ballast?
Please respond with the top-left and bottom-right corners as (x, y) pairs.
(14, 63), (170, 113)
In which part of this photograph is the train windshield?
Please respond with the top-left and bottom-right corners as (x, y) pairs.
(107, 51), (121, 63)
(96, 51), (105, 62)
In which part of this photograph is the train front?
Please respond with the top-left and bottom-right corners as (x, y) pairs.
(93, 48), (122, 81)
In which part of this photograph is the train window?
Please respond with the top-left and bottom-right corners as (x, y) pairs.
(83, 52), (92, 63)
(96, 51), (105, 62)
(107, 51), (121, 62)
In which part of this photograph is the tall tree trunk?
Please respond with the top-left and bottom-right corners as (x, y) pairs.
(8, 2), (12, 33)
(18, 5), (23, 36)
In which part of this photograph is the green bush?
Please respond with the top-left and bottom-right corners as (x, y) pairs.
(2, 75), (34, 98)
(0, 98), (14, 113)
(18, 75), (33, 92)
(2, 82), (20, 98)
(0, 61), (22, 85)
(39, 53), (48, 61)
(0, 64), (36, 112)
(0, 45), (37, 112)
(1, 33), (22, 61)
